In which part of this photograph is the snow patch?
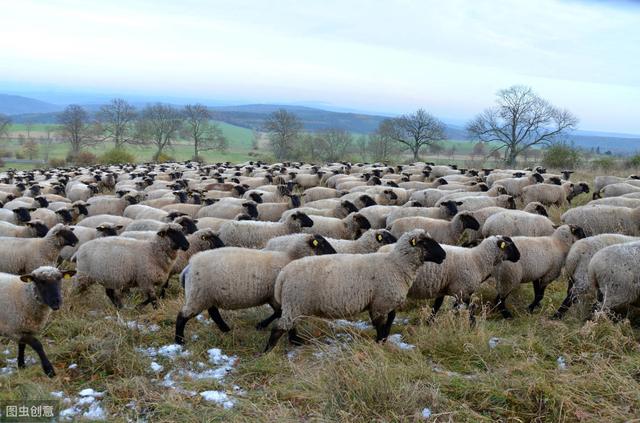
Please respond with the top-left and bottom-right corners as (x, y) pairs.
(421, 407), (432, 419)
(150, 361), (163, 373)
(200, 390), (235, 409)
(488, 337), (501, 349)
(332, 319), (371, 330)
(557, 356), (567, 370)
(387, 334), (415, 350)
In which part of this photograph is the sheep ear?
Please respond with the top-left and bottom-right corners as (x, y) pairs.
(62, 270), (76, 279)
(20, 275), (33, 283)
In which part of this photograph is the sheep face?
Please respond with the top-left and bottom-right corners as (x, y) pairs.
(569, 225), (586, 240)
(13, 207), (31, 223)
(158, 227), (190, 251)
(440, 200), (460, 217)
(458, 213), (480, 231)
(34, 196), (49, 207)
(95, 224), (121, 236)
(497, 236), (520, 263)
(242, 202), (259, 219)
(533, 204), (548, 217)
(374, 229), (397, 245)
(53, 227), (79, 247)
(74, 202), (89, 216)
(26, 221), (49, 238)
(506, 196), (516, 209)
(56, 209), (74, 224)
(307, 235), (337, 255)
(20, 268), (76, 311)
(289, 195), (301, 208)
(175, 216), (198, 235)
(248, 192), (264, 203)
(291, 212), (314, 228)
(414, 234), (447, 264)
(359, 195), (376, 207)
(200, 231), (225, 249)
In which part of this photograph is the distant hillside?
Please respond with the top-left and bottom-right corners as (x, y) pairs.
(3, 94), (640, 153)
(0, 94), (62, 115)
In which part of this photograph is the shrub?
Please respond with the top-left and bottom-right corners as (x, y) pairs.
(14, 151), (26, 160)
(591, 156), (616, 171)
(626, 154), (640, 169)
(48, 158), (67, 168)
(100, 148), (136, 165)
(542, 143), (582, 169)
(155, 152), (175, 163)
(0, 149), (12, 158)
(70, 151), (98, 166)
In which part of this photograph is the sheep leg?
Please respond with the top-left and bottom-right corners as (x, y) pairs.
(527, 280), (547, 313)
(552, 279), (577, 319)
(264, 328), (286, 353)
(19, 334), (55, 378)
(208, 306), (231, 332)
(371, 315), (387, 342)
(465, 299), (477, 326)
(159, 278), (171, 299)
(17, 342), (26, 368)
(256, 306), (281, 330)
(105, 288), (123, 309)
(136, 290), (159, 310)
(287, 328), (304, 346)
(495, 295), (513, 319)
(175, 311), (195, 345)
(381, 310), (396, 339)
(428, 296), (445, 322)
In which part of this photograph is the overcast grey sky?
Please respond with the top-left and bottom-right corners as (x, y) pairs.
(1, 0), (639, 132)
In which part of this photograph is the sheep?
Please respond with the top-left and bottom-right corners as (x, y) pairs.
(0, 220), (49, 238)
(552, 234), (640, 319)
(385, 201), (459, 227)
(588, 197), (640, 208)
(588, 241), (640, 315)
(67, 182), (98, 202)
(493, 173), (544, 196)
(73, 223), (189, 309)
(264, 229), (447, 351)
(300, 212), (372, 240)
(0, 207), (32, 225)
(448, 195), (516, 212)
(175, 234), (337, 344)
(522, 181), (588, 207)
(0, 224), (79, 274)
(597, 182), (640, 198)
(218, 211), (314, 248)
(59, 224), (121, 262)
(482, 209), (556, 237)
(355, 205), (405, 229)
(30, 207), (74, 228)
(561, 205), (640, 236)
(302, 187), (342, 202)
(388, 212), (480, 245)
(196, 199), (259, 220)
(124, 215), (198, 235)
(409, 236), (520, 321)
(75, 214), (133, 229)
(4, 196), (49, 210)
(195, 214), (252, 232)
(0, 266), (76, 377)
(593, 175), (639, 194)
(256, 195), (301, 222)
(492, 224), (586, 318)
(266, 229), (397, 254)
(86, 194), (138, 216)
(123, 204), (173, 221)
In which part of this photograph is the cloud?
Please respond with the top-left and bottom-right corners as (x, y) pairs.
(0, 0), (638, 132)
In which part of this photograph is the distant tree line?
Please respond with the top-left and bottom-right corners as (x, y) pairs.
(14, 100), (230, 162)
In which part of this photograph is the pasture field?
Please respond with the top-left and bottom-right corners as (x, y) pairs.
(0, 169), (639, 422)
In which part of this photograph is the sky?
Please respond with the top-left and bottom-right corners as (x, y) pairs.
(0, 0), (639, 133)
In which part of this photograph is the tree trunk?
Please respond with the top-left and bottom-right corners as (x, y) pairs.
(507, 149), (518, 167)
(412, 147), (419, 161)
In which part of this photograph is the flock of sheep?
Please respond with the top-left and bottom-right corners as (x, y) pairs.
(1, 161), (640, 377)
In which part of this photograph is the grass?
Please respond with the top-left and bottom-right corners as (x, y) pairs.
(1, 170), (640, 421)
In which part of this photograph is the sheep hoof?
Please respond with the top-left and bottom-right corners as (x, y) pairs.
(550, 312), (563, 320)
(255, 322), (269, 331)
(500, 309), (513, 319)
(44, 366), (56, 378)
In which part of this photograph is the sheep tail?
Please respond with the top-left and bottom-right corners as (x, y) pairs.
(180, 264), (190, 289)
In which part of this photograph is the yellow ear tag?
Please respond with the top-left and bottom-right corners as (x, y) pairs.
(499, 241), (506, 250)
(63, 274), (72, 280)
(411, 238), (416, 246)
(312, 239), (319, 247)
(377, 234), (383, 241)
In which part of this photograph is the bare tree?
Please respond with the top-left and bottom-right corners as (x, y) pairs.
(386, 109), (445, 160)
(263, 109), (302, 161)
(355, 135), (368, 162)
(370, 119), (401, 162)
(183, 104), (227, 160)
(467, 85), (578, 166)
(317, 128), (352, 162)
(57, 105), (95, 155)
(96, 98), (137, 148)
(447, 145), (457, 159)
(24, 120), (34, 139)
(429, 141), (444, 159)
(137, 103), (183, 160)
(22, 139), (39, 160)
(0, 114), (11, 140)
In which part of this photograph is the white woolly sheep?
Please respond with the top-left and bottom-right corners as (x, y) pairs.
(482, 209), (555, 237)
(300, 212), (372, 240)
(0, 266), (76, 377)
(388, 212), (480, 245)
(561, 205), (640, 236)
(0, 220), (49, 238)
(218, 211), (315, 248)
(263, 229), (446, 351)
(175, 234), (336, 343)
